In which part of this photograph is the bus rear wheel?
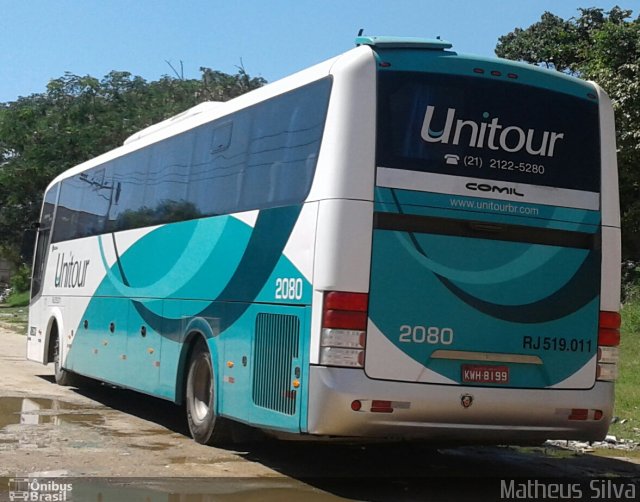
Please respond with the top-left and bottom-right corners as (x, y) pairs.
(185, 339), (232, 445)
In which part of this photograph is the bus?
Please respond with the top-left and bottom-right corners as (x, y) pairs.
(27, 36), (621, 445)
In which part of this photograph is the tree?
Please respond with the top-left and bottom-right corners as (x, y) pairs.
(0, 67), (265, 264)
(496, 7), (640, 266)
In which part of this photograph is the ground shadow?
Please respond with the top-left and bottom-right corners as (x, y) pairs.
(64, 377), (190, 436)
(236, 441), (640, 501)
(36, 374), (56, 384)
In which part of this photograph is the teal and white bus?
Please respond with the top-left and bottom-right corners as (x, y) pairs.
(27, 36), (621, 445)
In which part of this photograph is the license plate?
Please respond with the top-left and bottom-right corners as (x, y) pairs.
(461, 364), (509, 384)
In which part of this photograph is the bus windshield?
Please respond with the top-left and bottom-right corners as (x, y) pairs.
(377, 72), (601, 193)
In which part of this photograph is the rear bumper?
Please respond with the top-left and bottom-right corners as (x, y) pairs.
(306, 366), (613, 443)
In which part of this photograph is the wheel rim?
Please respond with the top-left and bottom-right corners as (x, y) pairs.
(191, 355), (212, 423)
(53, 336), (60, 366)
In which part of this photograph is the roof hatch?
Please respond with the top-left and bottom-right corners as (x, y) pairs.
(355, 36), (453, 50)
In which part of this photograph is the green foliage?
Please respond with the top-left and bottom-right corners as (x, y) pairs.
(0, 67), (265, 262)
(496, 7), (640, 263)
(496, 12), (581, 73)
(622, 261), (640, 302)
(9, 264), (31, 293)
(4, 290), (29, 308)
(199, 65), (267, 101)
(622, 294), (640, 333)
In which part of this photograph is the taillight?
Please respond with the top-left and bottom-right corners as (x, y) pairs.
(598, 311), (621, 346)
(568, 408), (589, 421)
(597, 311), (621, 382)
(567, 408), (604, 421)
(320, 291), (368, 368)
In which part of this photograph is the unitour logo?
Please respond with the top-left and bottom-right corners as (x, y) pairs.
(421, 106), (564, 157)
(54, 252), (90, 288)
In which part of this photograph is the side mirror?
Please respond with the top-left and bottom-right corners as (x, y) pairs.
(20, 228), (37, 263)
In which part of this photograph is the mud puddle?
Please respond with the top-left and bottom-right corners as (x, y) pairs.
(0, 397), (105, 429)
(0, 477), (344, 501)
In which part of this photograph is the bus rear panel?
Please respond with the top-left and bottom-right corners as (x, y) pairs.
(307, 39), (620, 443)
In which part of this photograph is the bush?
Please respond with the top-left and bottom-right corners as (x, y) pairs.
(10, 265), (31, 293)
(622, 260), (640, 303)
(622, 294), (640, 335)
(625, 282), (640, 305)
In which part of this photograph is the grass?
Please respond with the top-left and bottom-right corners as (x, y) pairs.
(0, 305), (28, 334)
(0, 289), (29, 334)
(607, 296), (640, 442)
(592, 447), (640, 461)
(4, 289), (29, 307)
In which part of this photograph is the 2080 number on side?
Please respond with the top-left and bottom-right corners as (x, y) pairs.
(275, 277), (303, 300)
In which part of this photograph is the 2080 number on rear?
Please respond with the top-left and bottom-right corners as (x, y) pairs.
(399, 325), (454, 345)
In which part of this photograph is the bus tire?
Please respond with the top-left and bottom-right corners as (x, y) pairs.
(186, 339), (232, 446)
(51, 330), (78, 387)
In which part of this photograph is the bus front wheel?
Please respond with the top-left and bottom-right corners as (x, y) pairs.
(185, 339), (231, 445)
(51, 329), (78, 387)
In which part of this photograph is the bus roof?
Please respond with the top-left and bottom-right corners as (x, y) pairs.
(355, 35), (453, 50)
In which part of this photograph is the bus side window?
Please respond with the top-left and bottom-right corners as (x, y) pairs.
(31, 184), (58, 298)
(146, 135), (193, 224)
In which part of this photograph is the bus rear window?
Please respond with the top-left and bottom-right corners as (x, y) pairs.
(377, 72), (600, 193)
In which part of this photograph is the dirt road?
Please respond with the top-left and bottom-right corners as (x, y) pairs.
(0, 327), (277, 478)
(1, 327), (639, 500)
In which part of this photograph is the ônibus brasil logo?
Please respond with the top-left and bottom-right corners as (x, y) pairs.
(421, 106), (565, 157)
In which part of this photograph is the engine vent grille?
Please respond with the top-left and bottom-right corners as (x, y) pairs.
(252, 313), (300, 415)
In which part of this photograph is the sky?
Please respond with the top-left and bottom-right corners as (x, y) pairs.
(0, 0), (631, 103)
